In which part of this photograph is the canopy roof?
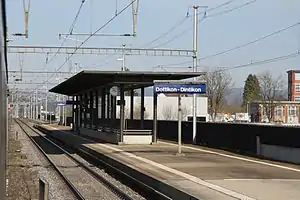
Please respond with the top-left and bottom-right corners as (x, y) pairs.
(49, 70), (205, 96)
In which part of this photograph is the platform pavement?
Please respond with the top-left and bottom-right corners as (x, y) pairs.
(41, 124), (300, 200)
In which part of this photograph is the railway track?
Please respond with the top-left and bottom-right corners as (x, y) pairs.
(15, 119), (137, 200)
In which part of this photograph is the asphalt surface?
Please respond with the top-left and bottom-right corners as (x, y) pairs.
(43, 124), (300, 200)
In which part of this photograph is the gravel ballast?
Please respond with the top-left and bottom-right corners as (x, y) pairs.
(8, 121), (76, 200)
(14, 119), (147, 200)
(35, 123), (147, 200)
(36, 123), (146, 200)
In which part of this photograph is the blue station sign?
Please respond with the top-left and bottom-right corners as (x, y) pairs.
(56, 102), (66, 106)
(154, 83), (206, 94)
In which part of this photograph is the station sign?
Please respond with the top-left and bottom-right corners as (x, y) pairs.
(153, 83), (206, 94)
(56, 102), (66, 106)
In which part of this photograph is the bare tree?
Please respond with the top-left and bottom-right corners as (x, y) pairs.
(124, 107), (130, 119)
(161, 104), (176, 120)
(133, 103), (149, 119)
(205, 70), (234, 122)
(258, 71), (285, 122)
(181, 105), (189, 120)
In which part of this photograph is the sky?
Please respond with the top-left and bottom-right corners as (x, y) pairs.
(6, 0), (300, 91)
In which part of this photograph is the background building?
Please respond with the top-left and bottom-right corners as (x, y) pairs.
(250, 101), (300, 124)
(287, 70), (300, 101)
(116, 94), (208, 121)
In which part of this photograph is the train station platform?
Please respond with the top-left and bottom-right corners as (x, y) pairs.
(48, 70), (205, 145)
(37, 124), (300, 200)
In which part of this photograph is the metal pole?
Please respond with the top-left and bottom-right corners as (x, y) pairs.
(35, 90), (37, 120)
(14, 91), (16, 118)
(17, 92), (19, 118)
(153, 93), (157, 143)
(30, 96), (32, 119)
(62, 96), (65, 126)
(15, 91), (18, 118)
(11, 92), (14, 118)
(64, 98), (67, 126)
(120, 85), (125, 143)
(45, 77), (48, 121)
(177, 94), (182, 155)
(49, 110), (52, 124)
(58, 95), (61, 123)
(140, 87), (144, 129)
(29, 97), (30, 118)
(192, 5), (199, 144)
(45, 93), (48, 121)
(122, 44), (126, 71)
(32, 96), (33, 119)
(62, 105), (65, 125)
(37, 91), (39, 120)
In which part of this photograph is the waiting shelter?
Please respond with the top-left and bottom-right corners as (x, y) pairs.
(49, 70), (204, 145)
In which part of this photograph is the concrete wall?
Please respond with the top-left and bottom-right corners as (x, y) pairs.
(127, 119), (300, 155)
(116, 94), (208, 121)
(79, 128), (119, 144)
(260, 144), (300, 164)
(79, 127), (153, 145)
(123, 135), (152, 145)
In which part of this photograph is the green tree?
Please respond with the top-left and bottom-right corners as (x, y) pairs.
(242, 74), (261, 107)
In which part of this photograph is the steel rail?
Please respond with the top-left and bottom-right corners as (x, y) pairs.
(32, 121), (172, 200)
(19, 119), (136, 200)
(14, 119), (85, 200)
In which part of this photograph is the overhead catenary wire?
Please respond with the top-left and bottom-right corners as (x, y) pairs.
(139, 0), (240, 48)
(200, 21), (300, 61)
(151, 16), (206, 48)
(21, 0), (255, 90)
(42, 0), (252, 79)
(218, 51), (300, 72)
(139, 17), (189, 48)
(47, 0), (86, 65)
(159, 51), (300, 72)
(34, 0), (137, 91)
(201, 0), (238, 14)
(71, 0), (256, 76)
(147, 0), (256, 49)
(54, 0), (137, 72)
(156, 21), (300, 68)
(206, 0), (256, 18)
(74, 0), (256, 83)
(69, 1), (86, 35)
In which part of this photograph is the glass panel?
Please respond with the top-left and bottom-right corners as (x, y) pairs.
(296, 84), (300, 92)
(295, 73), (300, 80)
